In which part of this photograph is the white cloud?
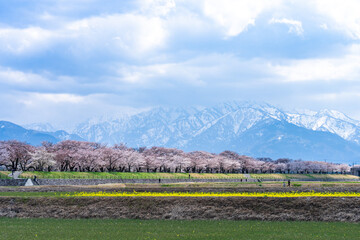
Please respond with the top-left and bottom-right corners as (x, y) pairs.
(31, 93), (84, 104)
(6, 91), (145, 130)
(348, 44), (360, 55)
(0, 12), (167, 58)
(111, 54), (272, 88)
(315, 0), (360, 39)
(113, 62), (205, 86)
(310, 92), (360, 101)
(272, 55), (360, 82)
(269, 18), (304, 36)
(0, 27), (55, 54)
(13, 92), (86, 128)
(138, 0), (176, 16)
(0, 66), (81, 93)
(65, 14), (167, 57)
(202, 0), (282, 37)
(320, 23), (328, 30)
(0, 67), (50, 86)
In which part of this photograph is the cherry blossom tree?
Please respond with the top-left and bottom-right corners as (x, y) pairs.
(0, 140), (353, 175)
(29, 147), (56, 171)
(99, 147), (119, 172)
(0, 140), (34, 171)
(187, 151), (209, 173)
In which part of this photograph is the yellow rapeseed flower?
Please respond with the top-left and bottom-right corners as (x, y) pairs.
(60, 191), (360, 198)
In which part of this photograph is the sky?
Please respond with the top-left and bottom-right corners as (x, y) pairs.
(1, 0), (360, 130)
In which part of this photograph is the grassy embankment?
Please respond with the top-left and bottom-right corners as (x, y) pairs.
(6, 171), (247, 179)
(250, 173), (359, 180)
(0, 218), (358, 240)
(1, 171), (358, 180)
(0, 171), (11, 179)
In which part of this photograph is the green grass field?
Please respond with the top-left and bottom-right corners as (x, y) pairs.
(0, 218), (358, 240)
(0, 191), (60, 197)
(16, 171), (248, 179)
(1, 171), (358, 180)
(250, 173), (360, 180)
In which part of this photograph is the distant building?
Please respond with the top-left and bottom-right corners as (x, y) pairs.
(351, 166), (360, 177)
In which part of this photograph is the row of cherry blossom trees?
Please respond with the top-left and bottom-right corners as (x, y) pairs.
(0, 140), (351, 173)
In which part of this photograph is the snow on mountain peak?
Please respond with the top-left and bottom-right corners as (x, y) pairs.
(6, 102), (360, 163)
(65, 102), (360, 149)
(24, 123), (55, 132)
(286, 108), (360, 141)
(317, 109), (355, 122)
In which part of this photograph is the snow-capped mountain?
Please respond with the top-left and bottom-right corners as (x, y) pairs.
(71, 101), (360, 163)
(3, 102), (360, 162)
(74, 101), (360, 146)
(24, 123), (84, 142)
(286, 109), (360, 144)
(0, 121), (59, 145)
(24, 123), (56, 132)
(73, 102), (282, 146)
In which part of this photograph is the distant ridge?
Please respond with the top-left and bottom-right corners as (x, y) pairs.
(0, 121), (83, 145)
(71, 101), (360, 163)
(2, 101), (360, 163)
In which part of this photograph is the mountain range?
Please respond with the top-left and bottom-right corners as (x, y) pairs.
(0, 121), (84, 145)
(2, 101), (360, 163)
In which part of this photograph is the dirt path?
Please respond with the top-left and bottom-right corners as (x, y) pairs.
(244, 174), (252, 179)
(7, 171), (22, 179)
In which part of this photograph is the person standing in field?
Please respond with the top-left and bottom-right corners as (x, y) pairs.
(33, 175), (39, 185)
(288, 179), (291, 187)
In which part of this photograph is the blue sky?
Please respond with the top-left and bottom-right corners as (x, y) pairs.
(1, 0), (360, 130)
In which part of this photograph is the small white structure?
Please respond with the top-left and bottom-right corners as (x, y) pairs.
(24, 179), (34, 186)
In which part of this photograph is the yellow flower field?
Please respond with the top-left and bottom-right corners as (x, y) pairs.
(61, 191), (360, 198)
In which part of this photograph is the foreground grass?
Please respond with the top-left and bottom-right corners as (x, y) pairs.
(0, 218), (358, 240)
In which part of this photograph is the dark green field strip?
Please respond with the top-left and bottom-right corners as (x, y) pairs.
(15, 171), (246, 179)
(0, 218), (358, 240)
(1, 171), (357, 180)
(0, 192), (61, 197)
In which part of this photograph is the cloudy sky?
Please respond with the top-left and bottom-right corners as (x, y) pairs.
(1, 0), (360, 130)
